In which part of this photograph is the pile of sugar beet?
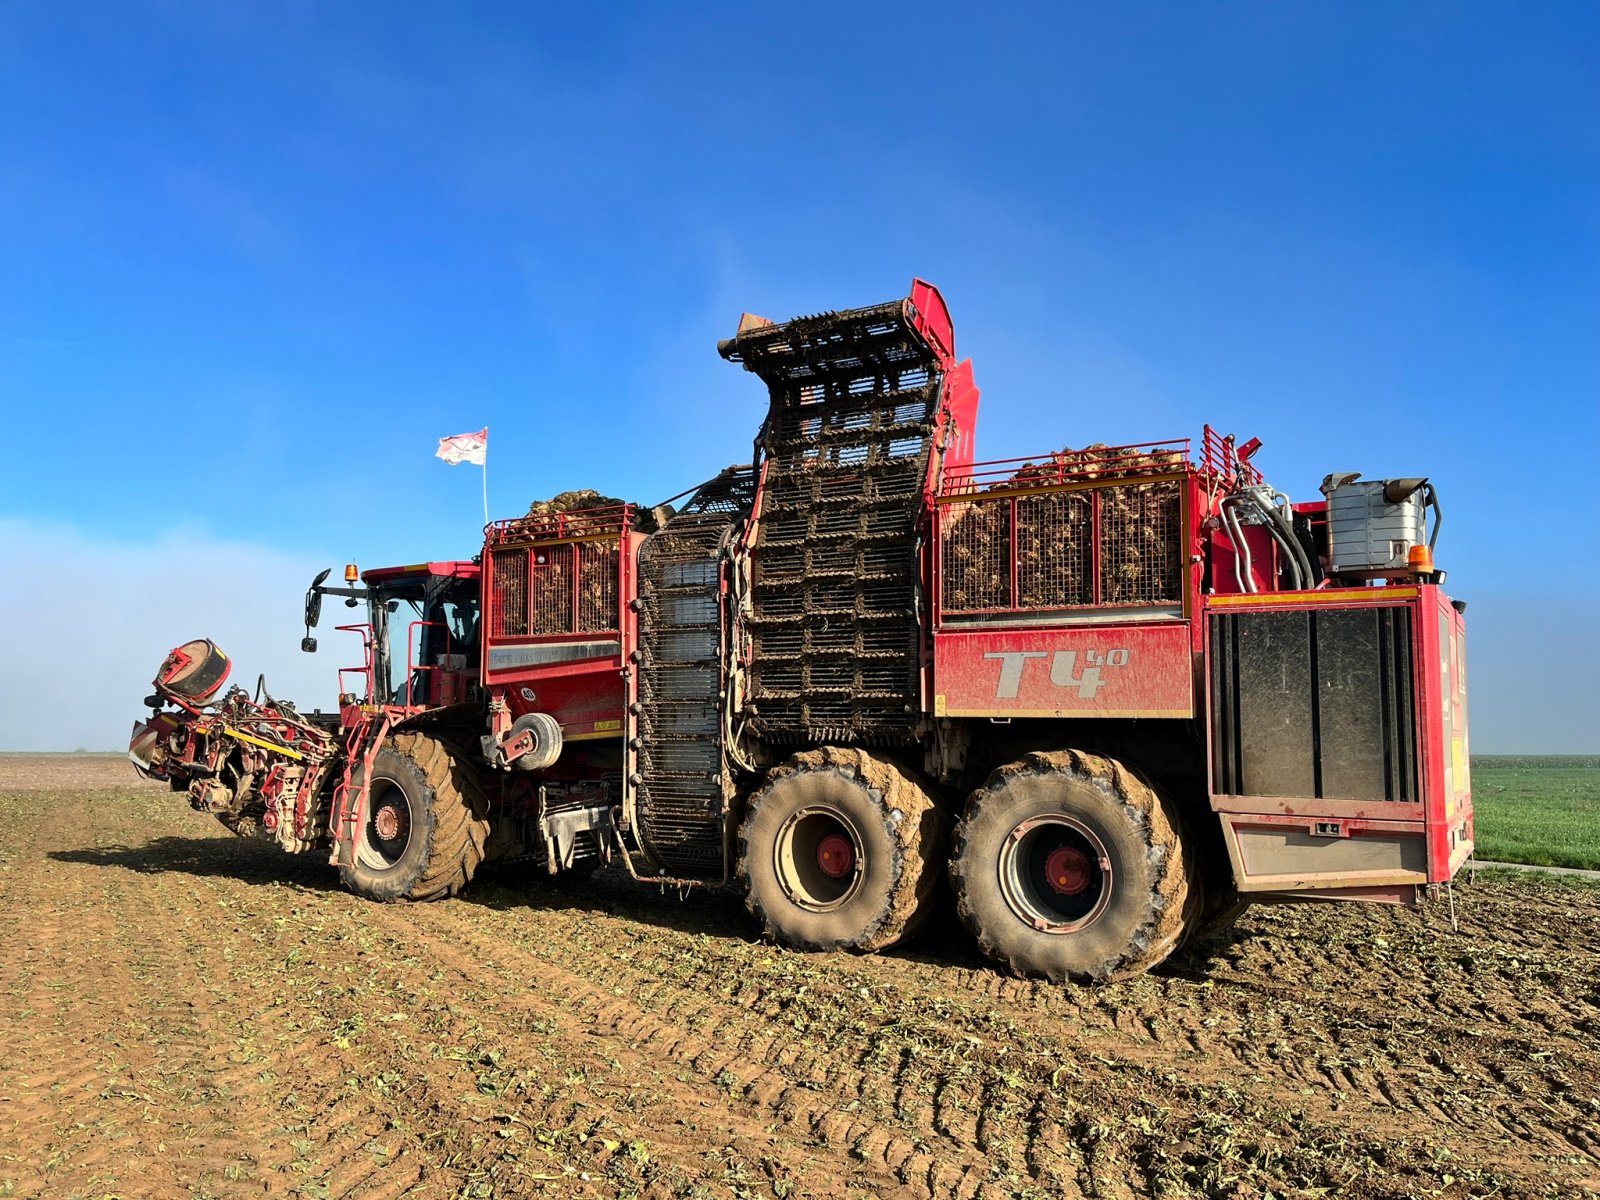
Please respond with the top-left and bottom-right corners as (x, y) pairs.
(941, 444), (1186, 612)
(512, 490), (635, 634)
(518, 440), (1186, 629)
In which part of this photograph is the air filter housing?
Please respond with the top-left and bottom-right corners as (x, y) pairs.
(1321, 474), (1429, 581)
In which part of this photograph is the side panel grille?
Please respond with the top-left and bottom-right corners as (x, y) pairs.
(633, 468), (756, 875)
(531, 545), (573, 635)
(491, 549), (529, 637)
(1210, 606), (1417, 802)
(490, 541), (620, 639)
(941, 479), (1181, 614)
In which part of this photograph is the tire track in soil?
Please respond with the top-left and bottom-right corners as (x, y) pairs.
(0, 792), (449, 1199)
(125, 866), (443, 1199)
(417, 884), (1392, 1196)
(9, 775), (1600, 1199)
(385, 900), (1022, 1200)
(0, 793), (246, 1198)
(100, 812), (913, 1197)
(440, 869), (1600, 1198)
(856, 893), (1600, 1183)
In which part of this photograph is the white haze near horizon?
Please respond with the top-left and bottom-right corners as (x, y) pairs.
(0, 517), (1593, 755)
(0, 518), (345, 752)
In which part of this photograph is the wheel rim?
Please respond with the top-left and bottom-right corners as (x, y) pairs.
(357, 781), (413, 871)
(773, 805), (864, 912)
(997, 815), (1113, 933)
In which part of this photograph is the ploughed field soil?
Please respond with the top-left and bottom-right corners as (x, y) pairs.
(2, 757), (1598, 1200)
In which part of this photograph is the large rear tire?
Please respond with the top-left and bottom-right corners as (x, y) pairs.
(950, 749), (1193, 982)
(739, 747), (947, 953)
(339, 732), (491, 902)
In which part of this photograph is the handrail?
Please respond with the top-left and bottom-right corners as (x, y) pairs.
(485, 504), (634, 546)
(404, 620), (457, 702)
(335, 623), (374, 701)
(1200, 424), (1262, 486)
(940, 438), (1192, 496)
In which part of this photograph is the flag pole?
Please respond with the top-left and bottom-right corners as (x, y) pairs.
(481, 427), (489, 527)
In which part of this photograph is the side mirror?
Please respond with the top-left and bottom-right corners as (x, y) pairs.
(304, 567), (331, 630)
(301, 636), (318, 653)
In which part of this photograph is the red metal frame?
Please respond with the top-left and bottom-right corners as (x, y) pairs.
(336, 623), (375, 703)
(485, 504), (634, 548)
(906, 278), (956, 363)
(479, 506), (635, 744)
(404, 620), (466, 706)
(941, 438), (1194, 494)
(1200, 425), (1262, 487)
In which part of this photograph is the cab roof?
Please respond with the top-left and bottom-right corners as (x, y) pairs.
(361, 560), (479, 585)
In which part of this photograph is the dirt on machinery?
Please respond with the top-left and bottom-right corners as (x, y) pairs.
(2, 756), (1597, 1200)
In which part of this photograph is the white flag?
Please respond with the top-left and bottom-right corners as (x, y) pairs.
(436, 428), (487, 466)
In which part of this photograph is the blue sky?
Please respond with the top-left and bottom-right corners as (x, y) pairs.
(1, 2), (1596, 750)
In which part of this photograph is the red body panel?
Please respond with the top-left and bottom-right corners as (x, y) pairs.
(479, 512), (636, 742)
(1422, 587), (1474, 880)
(932, 623), (1193, 718)
(363, 560), (479, 584)
(1206, 524), (1278, 595)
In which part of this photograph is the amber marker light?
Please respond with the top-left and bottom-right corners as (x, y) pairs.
(1408, 544), (1434, 574)
(344, 563), (359, 582)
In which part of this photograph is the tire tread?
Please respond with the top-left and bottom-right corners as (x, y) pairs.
(738, 747), (946, 953)
(950, 749), (1194, 982)
(387, 732), (490, 901)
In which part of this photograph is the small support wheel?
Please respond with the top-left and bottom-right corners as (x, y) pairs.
(739, 747), (947, 953)
(951, 749), (1194, 982)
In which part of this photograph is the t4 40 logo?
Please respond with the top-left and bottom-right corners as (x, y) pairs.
(984, 648), (1132, 700)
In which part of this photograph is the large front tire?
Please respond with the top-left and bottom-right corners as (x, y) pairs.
(739, 747), (946, 953)
(339, 732), (490, 902)
(951, 749), (1192, 982)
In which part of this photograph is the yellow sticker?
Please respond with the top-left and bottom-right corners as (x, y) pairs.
(593, 719), (621, 732)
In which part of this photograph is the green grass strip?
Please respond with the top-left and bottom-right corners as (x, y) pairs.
(1470, 756), (1600, 871)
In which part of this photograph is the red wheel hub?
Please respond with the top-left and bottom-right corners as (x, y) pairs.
(374, 803), (407, 842)
(816, 832), (855, 879)
(1044, 845), (1092, 896)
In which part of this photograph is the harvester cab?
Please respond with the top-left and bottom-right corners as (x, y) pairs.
(302, 561), (481, 711)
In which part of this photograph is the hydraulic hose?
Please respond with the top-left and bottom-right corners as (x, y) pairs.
(1220, 495), (1255, 593)
(1257, 500), (1305, 591)
(1268, 490), (1318, 586)
(1246, 489), (1312, 591)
